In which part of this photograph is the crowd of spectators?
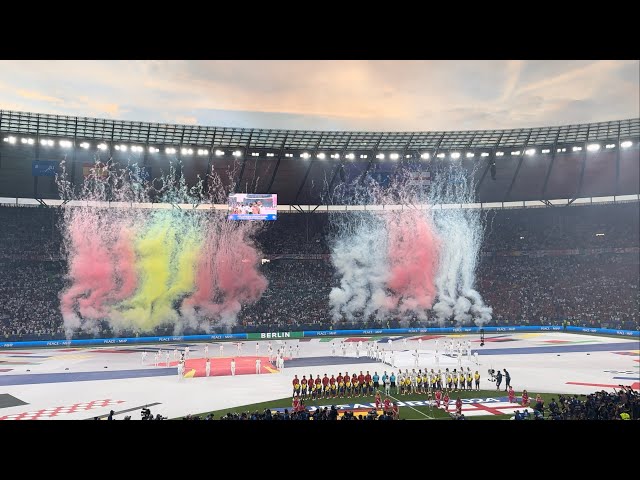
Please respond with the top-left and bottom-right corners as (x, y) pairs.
(531, 386), (639, 420)
(0, 203), (638, 339)
(182, 406), (395, 420)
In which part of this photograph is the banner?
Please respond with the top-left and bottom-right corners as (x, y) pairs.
(0, 325), (637, 349)
(32, 160), (58, 177)
(246, 331), (304, 340)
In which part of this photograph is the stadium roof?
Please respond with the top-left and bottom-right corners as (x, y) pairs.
(1, 109), (638, 150)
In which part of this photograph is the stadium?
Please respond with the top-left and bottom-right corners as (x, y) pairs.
(0, 103), (639, 420)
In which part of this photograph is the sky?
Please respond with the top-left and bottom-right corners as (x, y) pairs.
(0, 60), (638, 132)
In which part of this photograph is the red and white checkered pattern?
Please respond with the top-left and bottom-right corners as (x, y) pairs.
(0, 399), (125, 420)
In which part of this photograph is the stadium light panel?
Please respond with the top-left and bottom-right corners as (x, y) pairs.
(621, 141), (633, 148)
(165, 147), (177, 154)
(181, 148), (188, 155)
(285, 153), (293, 158)
(480, 152), (489, 157)
(525, 148), (536, 156)
(360, 154), (368, 159)
(541, 149), (550, 154)
(115, 145), (120, 151)
(7, 136), (16, 144)
(148, 147), (159, 153)
(421, 153), (430, 160)
(199, 149), (209, 156)
(376, 153), (385, 160)
(587, 144), (600, 152)
(495, 151), (504, 156)
(98, 143), (108, 151)
(390, 153), (400, 160)
(266, 153), (275, 157)
(346, 153), (355, 160)
(20, 138), (28, 144)
(450, 152), (461, 159)
(251, 152), (259, 157)
(519, 236), (524, 240)
(405, 154), (411, 159)
(60, 140), (72, 148)
(331, 153), (340, 159)
(466, 152), (475, 158)
(80, 142), (90, 149)
(572, 146), (583, 152)
(233, 150), (242, 157)
(215, 149), (225, 156)
(436, 153), (445, 159)
(511, 151), (521, 156)
(317, 153), (326, 160)
(605, 144), (615, 149)
(26, 138), (34, 145)
(301, 152), (311, 159)
(595, 233), (605, 236)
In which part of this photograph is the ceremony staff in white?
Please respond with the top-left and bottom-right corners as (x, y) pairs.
(219, 344), (224, 357)
(204, 344), (209, 357)
(154, 351), (159, 366)
(177, 360), (184, 379)
(331, 343), (336, 356)
(256, 342), (260, 355)
(296, 344), (300, 357)
(256, 358), (261, 374)
(237, 342), (242, 354)
(418, 338), (423, 348)
(230, 358), (236, 376)
(474, 351), (479, 365)
(185, 346), (190, 359)
(403, 337), (407, 347)
(391, 351), (396, 367)
(205, 358), (211, 377)
(141, 351), (147, 364)
(414, 350), (419, 368)
(173, 348), (178, 360)
(388, 339), (393, 349)
(165, 351), (170, 366)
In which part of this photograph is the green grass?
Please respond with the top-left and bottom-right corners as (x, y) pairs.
(179, 388), (565, 420)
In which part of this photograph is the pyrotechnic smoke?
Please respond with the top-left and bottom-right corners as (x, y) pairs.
(329, 212), (392, 322)
(329, 161), (491, 326)
(57, 159), (268, 338)
(385, 209), (440, 318)
(430, 165), (492, 326)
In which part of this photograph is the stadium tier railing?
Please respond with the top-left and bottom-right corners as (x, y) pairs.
(0, 194), (638, 212)
(0, 325), (637, 349)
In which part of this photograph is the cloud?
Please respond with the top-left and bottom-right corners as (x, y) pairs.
(174, 115), (198, 125)
(0, 60), (637, 131)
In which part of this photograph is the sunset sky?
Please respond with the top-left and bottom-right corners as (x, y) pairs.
(0, 60), (637, 131)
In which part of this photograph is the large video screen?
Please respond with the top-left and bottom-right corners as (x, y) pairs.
(228, 193), (277, 221)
